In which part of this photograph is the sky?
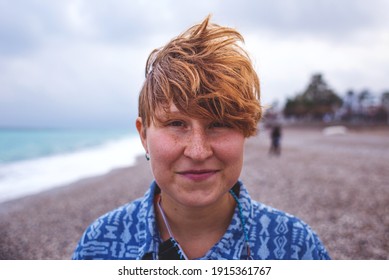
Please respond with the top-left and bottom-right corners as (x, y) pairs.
(1, 0), (388, 128)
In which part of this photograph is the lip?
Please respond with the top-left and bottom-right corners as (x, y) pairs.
(176, 169), (219, 181)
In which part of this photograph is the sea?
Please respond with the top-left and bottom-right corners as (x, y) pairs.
(0, 128), (144, 203)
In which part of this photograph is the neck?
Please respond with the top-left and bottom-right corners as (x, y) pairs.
(155, 191), (236, 259)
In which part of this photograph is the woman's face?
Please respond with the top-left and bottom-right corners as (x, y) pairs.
(136, 104), (245, 209)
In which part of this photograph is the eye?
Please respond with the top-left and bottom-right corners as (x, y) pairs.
(209, 121), (232, 129)
(168, 120), (185, 127)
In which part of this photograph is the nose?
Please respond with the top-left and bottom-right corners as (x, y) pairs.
(183, 127), (213, 161)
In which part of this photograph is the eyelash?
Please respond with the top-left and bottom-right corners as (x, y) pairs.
(166, 120), (231, 129)
(209, 122), (231, 128)
(168, 120), (185, 127)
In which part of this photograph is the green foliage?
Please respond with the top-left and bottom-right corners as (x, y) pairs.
(283, 73), (342, 120)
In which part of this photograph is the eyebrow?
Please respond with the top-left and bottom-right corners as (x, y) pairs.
(153, 108), (185, 122)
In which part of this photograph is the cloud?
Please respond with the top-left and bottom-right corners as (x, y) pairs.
(216, 0), (389, 42)
(0, 0), (71, 55)
(0, 39), (146, 127)
(0, 0), (388, 128)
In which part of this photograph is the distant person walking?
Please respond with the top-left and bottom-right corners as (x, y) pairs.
(269, 125), (282, 156)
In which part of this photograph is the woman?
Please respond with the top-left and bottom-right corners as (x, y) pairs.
(73, 16), (330, 260)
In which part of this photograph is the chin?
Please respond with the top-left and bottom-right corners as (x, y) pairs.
(176, 191), (226, 209)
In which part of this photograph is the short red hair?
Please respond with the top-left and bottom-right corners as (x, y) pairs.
(138, 16), (262, 137)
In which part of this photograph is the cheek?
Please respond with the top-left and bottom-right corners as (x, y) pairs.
(147, 133), (184, 188)
(148, 132), (181, 166)
(215, 136), (245, 189)
(216, 134), (245, 169)
(222, 134), (245, 158)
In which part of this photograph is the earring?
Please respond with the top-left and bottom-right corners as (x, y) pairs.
(145, 153), (150, 161)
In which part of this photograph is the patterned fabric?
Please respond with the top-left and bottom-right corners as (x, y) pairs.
(72, 181), (330, 260)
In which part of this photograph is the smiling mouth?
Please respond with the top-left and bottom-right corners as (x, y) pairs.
(177, 170), (219, 181)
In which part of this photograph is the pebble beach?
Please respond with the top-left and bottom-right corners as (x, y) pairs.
(0, 126), (388, 259)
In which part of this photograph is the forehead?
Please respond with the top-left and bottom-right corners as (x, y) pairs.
(154, 103), (177, 115)
(153, 102), (210, 123)
(165, 103), (179, 113)
(154, 103), (187, 118)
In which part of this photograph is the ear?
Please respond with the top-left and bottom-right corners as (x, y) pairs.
(136, 117), (148, 152)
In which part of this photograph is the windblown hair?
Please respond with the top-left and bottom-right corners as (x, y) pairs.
(138, 15), (262, 137)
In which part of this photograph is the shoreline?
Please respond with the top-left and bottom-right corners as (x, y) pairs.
(0, 126), (388, 259)
(0, 132), (143, 204)
(0, 155), (154, 259)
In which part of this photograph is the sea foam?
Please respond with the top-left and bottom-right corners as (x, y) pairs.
(0, 135), (144, 203)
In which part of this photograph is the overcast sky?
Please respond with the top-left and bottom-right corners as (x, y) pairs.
(1, 0), (388, 128)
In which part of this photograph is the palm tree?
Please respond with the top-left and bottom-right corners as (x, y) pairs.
(283, 73), (342, 121)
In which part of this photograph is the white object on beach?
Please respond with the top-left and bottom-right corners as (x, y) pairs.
(322, 126), (348, 136)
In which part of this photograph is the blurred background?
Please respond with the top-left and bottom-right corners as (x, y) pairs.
(1, 0), (388, 129)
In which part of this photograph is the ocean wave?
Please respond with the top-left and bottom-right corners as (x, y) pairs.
(0, 135), (144, 203)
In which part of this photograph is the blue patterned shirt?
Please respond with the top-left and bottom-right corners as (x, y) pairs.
(72, 181), (330, 260)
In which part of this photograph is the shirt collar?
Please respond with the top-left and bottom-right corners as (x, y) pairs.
(201, 180), (253, 259)
(137, 180), (253, 260)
